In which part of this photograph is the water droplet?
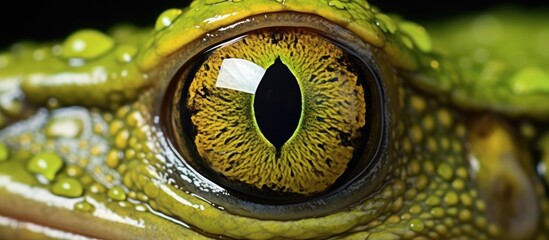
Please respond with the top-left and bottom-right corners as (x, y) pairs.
(47, 98), (60, 109)
(400, 36), (414, 49)
(409, 218), (425, 232)
(51, 44), (63, 56)
(33, 48), (47, 61)
(74, 201), (94, 213)
(137, 192), (149, 202)
(115, 45), (138, 63)
(89, 183), (106, 194)
(62, 29), (114, 60)
(27, 152), (64, 181)
(66, 165), (83, 177)
(105, 150), (122, 169)
(375, 14), (396, 34)
(115, 129), (130, 149)
(429, 60), (440, 69)
(0, 143), (9, 162)
(510, 67), (549, 94)
(444, 191), (459, 206)
(398, 21), (432, 52)
(51, 177), (84, 198)
(108, 186), (127, 201)
(437, 163), (454, 180)
(328, 0), (346, 10)
(155, 8), (183, 31)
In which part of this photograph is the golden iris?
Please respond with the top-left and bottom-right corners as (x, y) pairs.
(180, 28), (369, 195)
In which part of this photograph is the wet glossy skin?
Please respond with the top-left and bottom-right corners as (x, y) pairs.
(1, 1), (549, 239)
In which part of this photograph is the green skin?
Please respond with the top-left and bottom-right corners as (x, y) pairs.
(1, 0), (549, 239)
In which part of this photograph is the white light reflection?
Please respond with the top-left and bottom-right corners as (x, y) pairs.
(160, 184), (205, 211)
(468, 154), (480, 179)
(154, 127), (228, 195)
(218, 18), (251, 32)
(0, 216), (91, 240)
(215, 58), (266, 94)
(0, 175), (80, 209)
(0, 176), (145, 228)
(203, 12), (237, 24)
(134, 198), (191, 229)
(537, 161), (547, 177)
(27, 67), (108, 86)
(86, 197), (146, 228)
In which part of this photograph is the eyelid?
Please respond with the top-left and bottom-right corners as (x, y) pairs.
(155, 13), (401, 220)
(143, 2), (422, 72)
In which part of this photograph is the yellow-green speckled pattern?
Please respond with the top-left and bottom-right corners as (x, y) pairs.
(186, 29), (366, 195)
(0, 0), (548, 239)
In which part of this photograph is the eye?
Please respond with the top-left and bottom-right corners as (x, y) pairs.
(161, 13), (393, 219)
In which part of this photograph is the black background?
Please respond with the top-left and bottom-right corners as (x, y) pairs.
(0, 0), (547, 47)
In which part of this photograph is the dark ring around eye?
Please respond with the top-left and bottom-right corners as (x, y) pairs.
(157, 12), (397, 220)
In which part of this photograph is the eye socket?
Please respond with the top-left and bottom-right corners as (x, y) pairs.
(161, 13), (391, 219)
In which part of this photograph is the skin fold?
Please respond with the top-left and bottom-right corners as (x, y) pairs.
(0, 0), (548, 239)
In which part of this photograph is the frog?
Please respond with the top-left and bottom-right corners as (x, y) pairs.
(1, 0), (548, 239)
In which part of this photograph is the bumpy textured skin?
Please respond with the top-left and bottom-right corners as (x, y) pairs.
(0, 0), (548, 239)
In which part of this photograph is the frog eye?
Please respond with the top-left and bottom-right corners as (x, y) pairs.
(161, 13), (394, 219)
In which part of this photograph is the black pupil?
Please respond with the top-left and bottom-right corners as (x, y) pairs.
(253, 58), (302, 150)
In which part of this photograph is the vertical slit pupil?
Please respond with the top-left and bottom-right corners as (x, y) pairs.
(254, 58), (302, 150)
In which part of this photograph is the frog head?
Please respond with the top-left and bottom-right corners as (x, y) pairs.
(0, 0), (548, 239)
